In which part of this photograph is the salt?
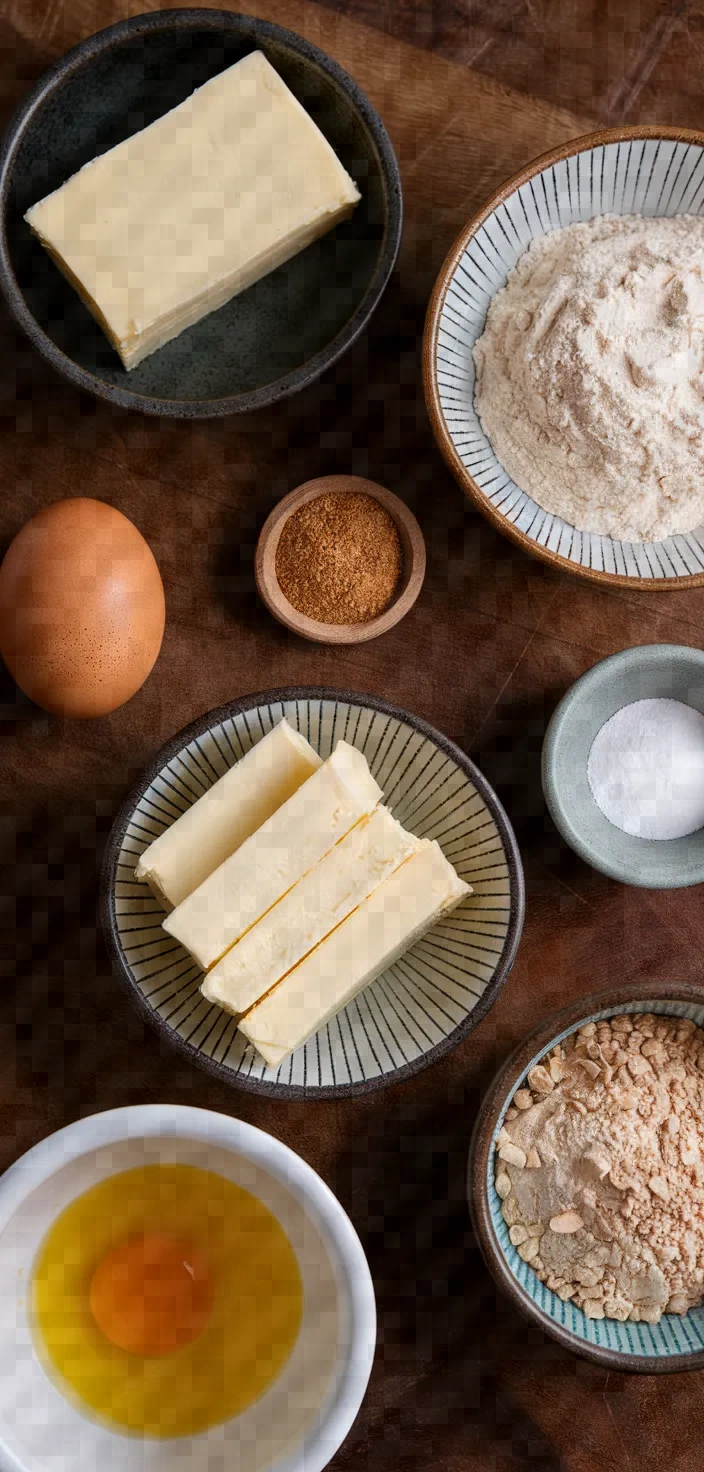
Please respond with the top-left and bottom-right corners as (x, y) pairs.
(587, 697), (704, 841)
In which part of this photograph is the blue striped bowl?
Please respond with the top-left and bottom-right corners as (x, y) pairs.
(469, 986), (704, 1370)
(102, 687), (524, 1099)
(424, 126), (704, 588)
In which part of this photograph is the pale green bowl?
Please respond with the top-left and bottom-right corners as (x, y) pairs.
(541, 643), (704, 888)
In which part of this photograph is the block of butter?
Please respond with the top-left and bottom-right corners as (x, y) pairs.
(134, 719), (321, 911)
(24, 51), (361, 369)
(163, 741), (382, 971)
(238, 839), (472, 1070)
(201, 804), (421, 1018)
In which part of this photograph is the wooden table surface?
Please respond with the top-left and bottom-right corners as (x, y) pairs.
(1, 1), (703, 1469)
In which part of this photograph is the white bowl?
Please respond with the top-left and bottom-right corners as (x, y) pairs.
(424, 125), (704, 588)
(0, 1105), (376, 1472)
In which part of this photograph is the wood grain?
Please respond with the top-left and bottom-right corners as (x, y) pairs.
(309, 0), (697, 130)
(1, 4), (704, 1472)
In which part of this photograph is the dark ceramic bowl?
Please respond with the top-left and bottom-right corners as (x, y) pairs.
(0, 8), (402, 417)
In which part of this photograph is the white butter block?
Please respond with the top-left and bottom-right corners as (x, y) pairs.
(201, 805), (421, 1017)
(135, 719), (321, 910)
(25, 50), (361, 369)
(163, 741), (382, 970)
(238, 839), (472, 1069)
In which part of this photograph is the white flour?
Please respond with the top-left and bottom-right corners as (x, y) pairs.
(473, 214), (704, 542)
(587, 697), (704, 840)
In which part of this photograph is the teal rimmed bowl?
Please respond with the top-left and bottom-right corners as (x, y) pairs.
(469, 982), (704, 1372)
(542, 643), (704, 888)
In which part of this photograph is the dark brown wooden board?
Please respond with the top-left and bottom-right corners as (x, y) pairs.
(1, 3), (703, 1470)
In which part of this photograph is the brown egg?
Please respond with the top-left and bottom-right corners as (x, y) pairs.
(0, 498), (165, 718)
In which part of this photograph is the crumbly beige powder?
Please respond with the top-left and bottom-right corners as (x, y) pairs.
(494, 1013), (704, 1323)
(473, 214), (704, 542)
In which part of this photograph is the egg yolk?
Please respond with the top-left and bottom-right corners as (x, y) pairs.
(89, 1233), (213, 1357)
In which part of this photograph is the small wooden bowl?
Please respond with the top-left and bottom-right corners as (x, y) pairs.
(255, 475), (426, 645)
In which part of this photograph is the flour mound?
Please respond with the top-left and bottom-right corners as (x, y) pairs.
(473, 214), (704, 542)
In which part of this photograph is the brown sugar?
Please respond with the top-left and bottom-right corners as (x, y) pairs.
(275, 492), (403, 625)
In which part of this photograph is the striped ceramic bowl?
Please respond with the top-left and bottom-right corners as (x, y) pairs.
(102, 688), (523, 1099)
(424, 126), (704, 588)
(469, 983), (704, 1371)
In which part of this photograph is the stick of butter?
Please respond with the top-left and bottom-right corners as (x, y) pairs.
(24, 51), (361, 370)
(163, 741), (382, 970)
(238, 839), (472, 1070)
(201, 805), (421, 1017)
(134, 718), (321, 911)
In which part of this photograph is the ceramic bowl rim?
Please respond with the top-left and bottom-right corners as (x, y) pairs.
(0, 7), (403, 419)
(254, 477), (427, 645)
(541, 642), (704, 888)
(468, 980), (704, 1373)
(422, 123), (704, 589)
(0, 1102), (376, 1471)
(99, 685), (525, 1100)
